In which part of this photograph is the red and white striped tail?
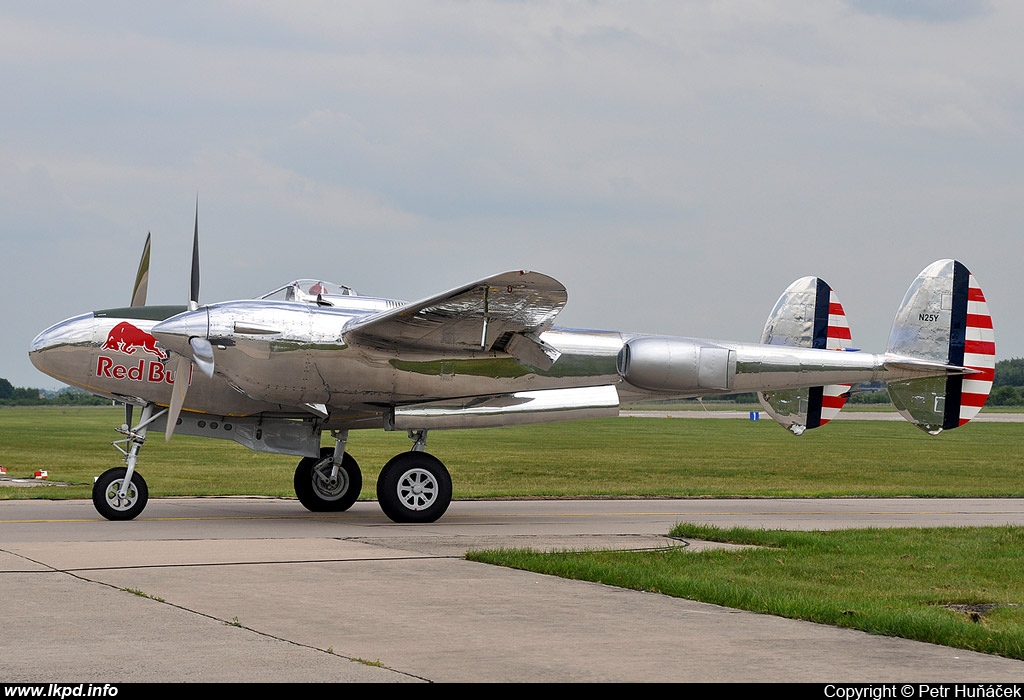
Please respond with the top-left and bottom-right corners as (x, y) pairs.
(819, 289), (852, 426)
(758, 276), (855, 434)
(886, 259), (995, 434)
(957, 272), (996, 426)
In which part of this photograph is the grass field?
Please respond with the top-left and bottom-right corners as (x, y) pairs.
(470, 525), (1024, 660)
(1, 405), (1023, 500)
(3, 405), (1024, 659)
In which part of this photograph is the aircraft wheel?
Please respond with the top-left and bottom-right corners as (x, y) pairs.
(376, 452), (452, 524)
(294, 448), (362, 512)
(92, 467), (149, 521)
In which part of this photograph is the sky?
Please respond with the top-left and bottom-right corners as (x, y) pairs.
(3, 1), (1021, 390)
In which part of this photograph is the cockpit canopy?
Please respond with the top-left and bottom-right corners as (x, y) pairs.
(260, 279), (357, 304)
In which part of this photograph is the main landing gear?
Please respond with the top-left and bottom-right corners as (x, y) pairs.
(92, 406), (452, 524)
(292, 429), (453, 524)
(293, 431), (363, 512)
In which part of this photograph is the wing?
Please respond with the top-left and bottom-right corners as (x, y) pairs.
(343, 271), (567, 366)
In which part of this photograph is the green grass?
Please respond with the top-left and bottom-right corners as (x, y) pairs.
(468, 525), (1024, 660)
(1, 406), (1023, 500)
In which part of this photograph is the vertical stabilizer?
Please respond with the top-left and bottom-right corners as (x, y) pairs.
(759, 276), (853, 434)
(886, 259), (995, 434)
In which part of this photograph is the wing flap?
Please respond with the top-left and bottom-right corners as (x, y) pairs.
(389, 385), (620, 430)
(344, 271), (567, 354)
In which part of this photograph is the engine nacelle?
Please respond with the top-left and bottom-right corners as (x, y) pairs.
(616, 337), (735, 394)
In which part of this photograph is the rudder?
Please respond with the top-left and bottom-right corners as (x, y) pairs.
(886, 260), (995, 434)
(758, 276), (853, 435)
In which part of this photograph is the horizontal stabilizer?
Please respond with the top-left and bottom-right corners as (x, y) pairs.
(886, 260), (995, 434)
(758, 276), (853, 435)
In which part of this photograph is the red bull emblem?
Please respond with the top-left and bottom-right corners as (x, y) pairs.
(96, 322), (191, 386)
(102, 322), (168, 359)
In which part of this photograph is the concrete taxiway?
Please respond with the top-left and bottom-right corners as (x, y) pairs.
(2, 497), (1024, 683)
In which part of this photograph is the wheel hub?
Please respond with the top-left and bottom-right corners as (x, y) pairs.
(312, 461), (349, 500)
(398, 469), (437, 511)
(105, 479), (138, 511)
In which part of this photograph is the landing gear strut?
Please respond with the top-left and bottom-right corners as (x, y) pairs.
(93, 402), (160, 520)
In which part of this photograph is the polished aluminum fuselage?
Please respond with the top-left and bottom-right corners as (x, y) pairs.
(30, 292), (938, 434)
(30, 298), (622, 428)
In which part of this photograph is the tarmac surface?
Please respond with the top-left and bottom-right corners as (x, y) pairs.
(3, 496), (1024, 683)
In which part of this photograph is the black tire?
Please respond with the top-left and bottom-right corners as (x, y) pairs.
(92, 467), (149, 521)
(294, 448), (362, 512)
(376, 451), (452, 524)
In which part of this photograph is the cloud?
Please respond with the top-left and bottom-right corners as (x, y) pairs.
(3, 2), (1023, 390)
(845, 0), (993, 23)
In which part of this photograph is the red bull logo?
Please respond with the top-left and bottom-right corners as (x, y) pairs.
(96, 322), (191, 386)
(102, 322), (168, 359)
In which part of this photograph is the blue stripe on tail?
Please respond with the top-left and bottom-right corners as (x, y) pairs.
(941, 261), (969, 430)
(812, 278), (831, 351)
(804, 278), (832, 428)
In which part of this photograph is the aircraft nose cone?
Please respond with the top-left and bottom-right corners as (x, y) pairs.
(30, 313), (94, 354)
(152, 309), (209, 356)
(29, 313), (97, 377)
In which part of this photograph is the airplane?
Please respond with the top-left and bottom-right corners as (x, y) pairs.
(29, 209), (996, 524)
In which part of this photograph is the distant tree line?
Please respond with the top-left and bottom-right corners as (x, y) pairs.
(3, 358), (1024, 407)
(0, 378), (109, 406)
(989, 358), (1024, 406)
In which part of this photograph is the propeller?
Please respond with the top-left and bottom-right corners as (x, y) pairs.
(131, 232), (151, 308)
(165, 201), (215, 441)
(189, 203), (200, 312)
(125, 232), (153, 430)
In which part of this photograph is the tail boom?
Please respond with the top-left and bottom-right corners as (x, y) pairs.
(617, 259), (993, 436)
(730, 346), (965, 394)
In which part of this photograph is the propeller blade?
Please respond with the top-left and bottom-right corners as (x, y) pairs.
(130, 233), (151, 307)
(190, 337), (215, 378)
(165, 354), (192, 441)
(189, 200), (200, 311)
(166, 200), (207, 440)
